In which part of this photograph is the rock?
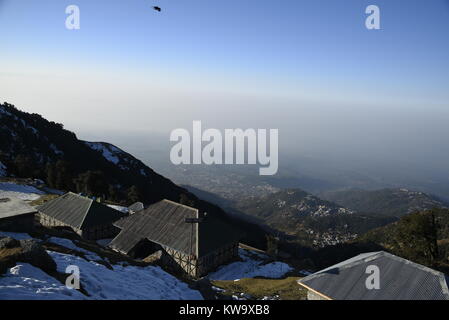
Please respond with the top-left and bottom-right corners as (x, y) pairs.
(18, 239), (57, 273)
(0, 237), (20, 249)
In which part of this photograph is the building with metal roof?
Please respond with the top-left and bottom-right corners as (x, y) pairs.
(298, 251), (449, 300)
(0, 197), (37, 232)
(37, 192), (126, 240)
(109, 199), (242, 278)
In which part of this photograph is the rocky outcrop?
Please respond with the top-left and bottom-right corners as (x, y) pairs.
(0, 237), (57, 274)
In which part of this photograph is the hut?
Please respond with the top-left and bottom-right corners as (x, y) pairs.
(37, 192), (125, 240)
(298, 251), (449, 300)
(109, 199), (242, 278)
(0, 197), (37, 232)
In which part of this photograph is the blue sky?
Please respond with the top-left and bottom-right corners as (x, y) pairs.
(1, 0), (448, 102)
(0, 0), (449, 169)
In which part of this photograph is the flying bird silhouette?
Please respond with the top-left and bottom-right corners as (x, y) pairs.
(153, 6), (161, 12)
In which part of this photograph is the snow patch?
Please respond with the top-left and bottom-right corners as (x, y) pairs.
(96, 238), (113, 247)
(84, 142), (121, 165)
(0, 161), (6, 177)
(49, 144), (64, 156)
(208, 249), (293, 281)
(49, 251), (203, 300)
(107, 204), (129, 214)
(0, 182), (45, 200)
(0, 263), (85, 300)
(0, 231), (34, 240)
(47, 237), (102, 261)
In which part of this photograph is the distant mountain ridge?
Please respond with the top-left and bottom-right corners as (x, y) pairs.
(0, 102), (184, 203)
(320, 188), (448, 217)
(233, 188), (396, 247)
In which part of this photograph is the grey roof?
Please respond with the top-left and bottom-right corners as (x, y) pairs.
(0, 197), (37, 219)
(298, 251), (449, 300)
(110, 199), (241, 257)
(37, 192), (125, 229)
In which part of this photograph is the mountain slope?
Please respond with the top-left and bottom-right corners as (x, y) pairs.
(354, 208), (449, 272)
(0, 102), (185, 203)
(0, 102), (269, 249)
(233, 189), (395, 247)
(320, 188), (448, 217)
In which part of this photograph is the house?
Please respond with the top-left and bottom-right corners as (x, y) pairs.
(109, 199), (242, 278)
(37, 192), (126, 240)
(0, 197), (37, 232)
(298, 251), (449, 300)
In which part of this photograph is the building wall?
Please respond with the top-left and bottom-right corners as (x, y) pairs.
(38, 213), (119, 240)
(38, 213), (83, 235)
(0, 213), (35, 232)
(307, 290), (329, 300)
(160, 242), (239, 278)
(197, 242), (239, 277)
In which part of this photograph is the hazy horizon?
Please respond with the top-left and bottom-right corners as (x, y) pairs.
(1, 0), (448, 195)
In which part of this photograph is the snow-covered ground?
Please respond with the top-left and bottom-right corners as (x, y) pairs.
(84, 142), (121, 165)
(0, 232), (203, 300)
(50, 251), (202, 300)
(0, 231), (34, 240)
(47, 237), (102, 261)
(107, 204), (129, 214)
(0, 263), (86, 300)
(208, 249), (293, 281)
(0, 162), (7, 177)
(0, 182), (45, 201)
(96, 238), (113, 247)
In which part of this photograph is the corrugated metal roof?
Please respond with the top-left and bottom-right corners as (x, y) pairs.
(37, 192), (125, 229)
(108, 229), (143, 255)
(111, 199), (241, 257)
(0, 197), (37, 219)
(298, 251), (449, 300)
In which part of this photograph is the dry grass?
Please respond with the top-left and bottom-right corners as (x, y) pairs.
(30, 194), (59, 206)
(212, 277), (307, 300)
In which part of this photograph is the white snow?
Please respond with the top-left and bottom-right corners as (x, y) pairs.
(0, 263), (86, 300)
(49, 143), (64, 156)
(0, 231), (34, 240)
(0, 235), (203, 300)
(107, 204), (129, 214)
(0, 106), (13, 117)
(0, 161), (7, 177)
(48, 251), (203, 300)
(208, 249), (293, 281)
(299, 270), (313, 276)
(47, 237), (102, 261)
(84, 142), (120, 165)
(96, 239), (113, 247)
(0, 182), (45, 201)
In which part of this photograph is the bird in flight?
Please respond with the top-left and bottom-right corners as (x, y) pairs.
(153, 6), (161, 12)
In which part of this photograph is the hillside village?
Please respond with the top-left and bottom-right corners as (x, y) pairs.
(1, 179), (449, 300)
(0, 179), (304, 300)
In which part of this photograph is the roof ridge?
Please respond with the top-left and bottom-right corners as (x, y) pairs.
(162, 199), (198, 212)
(301, 251), (448, 287)
(379, 251), (448, 279)
(79, 196), (94, 229)
(300, 251), (393, 284)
